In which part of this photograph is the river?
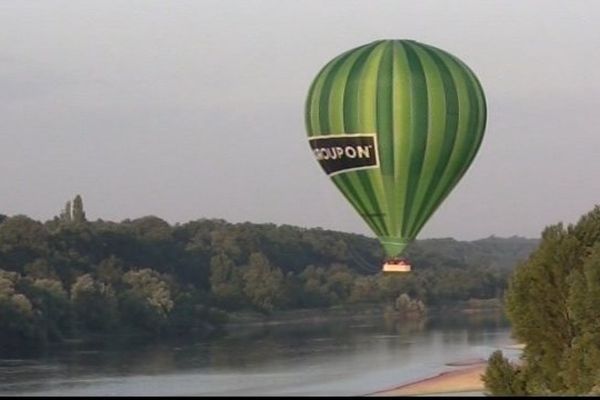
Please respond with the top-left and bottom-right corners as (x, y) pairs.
(0, 309), (517, 396)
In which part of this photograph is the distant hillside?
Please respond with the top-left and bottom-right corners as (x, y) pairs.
(212, 221), (539, 275)
(404, 235), (540, 272)
(167, 219), (539, 276)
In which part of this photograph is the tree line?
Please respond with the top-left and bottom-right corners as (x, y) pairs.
(0, 196), (537, 348)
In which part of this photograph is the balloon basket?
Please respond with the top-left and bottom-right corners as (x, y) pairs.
(382, 259), (411, 273)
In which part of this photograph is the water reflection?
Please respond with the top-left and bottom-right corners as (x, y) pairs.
(0, 310), (512, 396)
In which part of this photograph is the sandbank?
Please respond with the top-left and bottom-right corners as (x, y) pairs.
(368, 362), (487, 396)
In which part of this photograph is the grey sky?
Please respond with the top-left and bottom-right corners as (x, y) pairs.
(2, 0), (599, 240)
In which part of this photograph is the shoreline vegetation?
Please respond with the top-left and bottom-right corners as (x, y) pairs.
(1, 196), (534, 351)
(224, 297), (503, 325)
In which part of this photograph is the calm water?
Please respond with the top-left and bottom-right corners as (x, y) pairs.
(0, 310), (518, 396)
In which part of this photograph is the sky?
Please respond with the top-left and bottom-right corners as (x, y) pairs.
(2, 0), (600, 241)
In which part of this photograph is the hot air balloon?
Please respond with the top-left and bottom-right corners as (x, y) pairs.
(305, 39), (486, 272)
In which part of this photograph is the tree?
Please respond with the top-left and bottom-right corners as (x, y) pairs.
(242, 252), (285, 313)
(324, 263), (354, 304)
(128, 216), (171, 242)
(0, 215), (49, 270)
(94, 256), (124, 286)
(0, 270), (37, 344)
(394, 293), (426, 317)
(483, 350), (526, 395)
(349, 275), (380, 304)
(209, 253), (244, 309)
(167, 291), (228, 335)
(72, 195), (86, 223)
(24, 259), (57, 279)
(121, 269), (174, 333)
(503, 223), (580, 392)
(60, 201), (72, 223)
(25, 277), (70, 342)
(485, 206), (600, 395)
(299, 265), (330, 308)
(71, 274), (118, 332)
(561, 243), (600, 392)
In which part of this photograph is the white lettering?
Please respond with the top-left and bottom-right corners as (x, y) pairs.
(357, 145), (371, 158)
(313, 145), (374, 161)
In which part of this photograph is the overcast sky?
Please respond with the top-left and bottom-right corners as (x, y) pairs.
(2, 0), (600, 240)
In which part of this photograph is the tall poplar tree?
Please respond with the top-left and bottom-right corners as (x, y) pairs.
(72, 195), (86, 223)
(60, 201), (72, 223)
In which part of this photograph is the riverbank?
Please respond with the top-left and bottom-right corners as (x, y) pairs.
(368, 361), (487, 396)
(225, 299), (503, 327)
(225, 304), (396, 327)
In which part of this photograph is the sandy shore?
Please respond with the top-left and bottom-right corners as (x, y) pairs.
(368, 362), (487, 396)
(366, 342), (524, 396)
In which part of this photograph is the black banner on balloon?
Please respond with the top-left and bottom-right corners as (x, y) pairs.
(308, 134), (379, 176)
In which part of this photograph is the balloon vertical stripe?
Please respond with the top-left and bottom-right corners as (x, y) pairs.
(377, 43), (396, 237)
(401, 43), (429, 238)
(409, 46), (460, 235)
(391, 42), (412, 242)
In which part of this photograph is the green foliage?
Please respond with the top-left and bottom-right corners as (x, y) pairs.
(0, 198), (539, 348)
(25, 277), (71, 342)
(60, 201), (72, 223)
(323, 263), (354, 304)
(24, 259), (57, 280)
(71, 274), (118, 332)
(483, 350), (526, 395)
(348, 275), (380, 303)
(0, 216), (49, 271)
(485, 205), (600, 395)
(0, 270), (36, 345)
(123, 268), (174, 321)
(72, 195), (86, 224)
(394, 293), (426, 316)
(561, 243), (600, 392)
(210, 253), (244, 309)
(297, 265), (331, 308)
(94, 256), (125, 286)
(168, 291), (227, 335)
(242, 253), (286, 313)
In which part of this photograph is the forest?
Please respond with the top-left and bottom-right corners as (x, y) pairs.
(0, 196), (538, 349)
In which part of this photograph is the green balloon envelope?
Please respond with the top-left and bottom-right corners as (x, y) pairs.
(305, 39), (487, 258)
